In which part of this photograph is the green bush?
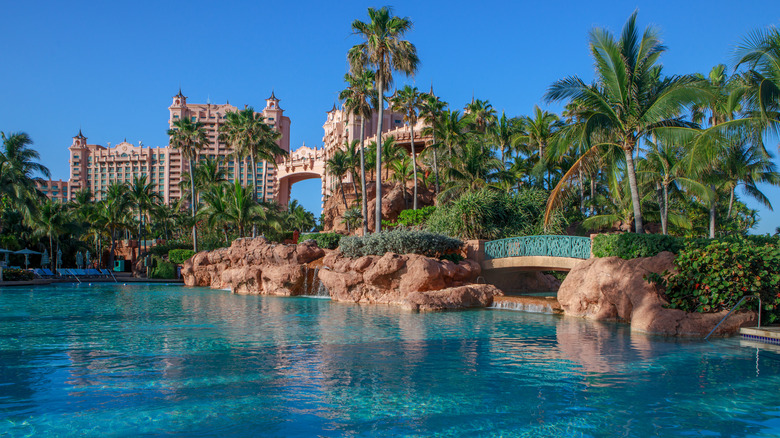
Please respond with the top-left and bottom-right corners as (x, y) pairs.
(150, 241), (191, 257)
(339, 229), (463, 259)
(2, 268), (34, 281)
(150, 256), (177, 279)
(651, 238), (780, 323)
(592, 233), (684, 259)
(168, 249), (196, 264)
(397, 206), (436, 227)
(426, 188), (563, 240)
(301, 232), (343, 250)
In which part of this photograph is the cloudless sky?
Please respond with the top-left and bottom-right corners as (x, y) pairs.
(2, 0), (779, 234)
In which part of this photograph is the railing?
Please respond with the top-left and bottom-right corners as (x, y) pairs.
(704, 294), (761, 340)
(484, 235), (592, 260)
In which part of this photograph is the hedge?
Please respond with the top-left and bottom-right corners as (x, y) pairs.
(2, 268), (34, 281)
(168, 249), (196, 264)
(301, 232), (343, 250)
(150, 241), (192, 257)
(150, 256), (176, 279)
(649, 238), (780, 324)
(592, 233), (684, 259)
(339, 229), (463, 259)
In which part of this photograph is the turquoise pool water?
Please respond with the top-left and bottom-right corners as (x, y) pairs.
(1, 283), (780, 437)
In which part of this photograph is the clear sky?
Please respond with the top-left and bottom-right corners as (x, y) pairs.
(2, 0), (779, 234)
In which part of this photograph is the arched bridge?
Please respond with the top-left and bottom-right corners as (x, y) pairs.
(481, 235), (592, 272)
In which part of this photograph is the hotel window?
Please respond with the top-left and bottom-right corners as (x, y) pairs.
(191, 117), (197, 122)
(173, 115), (179, 119)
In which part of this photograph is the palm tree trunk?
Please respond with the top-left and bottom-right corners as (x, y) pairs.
(223, 226), (229, 245)
(662, 183), (669, 235)
(375, 77), (385, 233)
(251, 153), (259, 238)
(49, 235), (54, 275)
(189, 158), (198, 252)
(410, 125), (418, 210)
(578, 170), (584, 212)
(624, 148), (644, 234)
(359, 118), (368, 235)
(590, 176), (596, 215)
(432, 132), (440, 194)
(341, 183), (350, 233)
(709, 184), (716, 239)
(728, 187), (735, 218)
(109, 231), (116, 272)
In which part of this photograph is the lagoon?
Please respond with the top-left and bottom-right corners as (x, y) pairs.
(1, 283), (779, 437)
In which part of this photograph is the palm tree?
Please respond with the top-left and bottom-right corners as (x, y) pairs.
(515, 106), (564, 190)
(340, 69), (376, 235)
(389, 155), (413, 206)
(286, 199), (316, 232)
(343, 140), (361, 198)
(491, 111), (516, 167)
(440, 142), (503, 202)
(390, 85), (424, 209)
(30, 200), (74, 275)
(97, 182), (131, 269)
(348, 6), (419, 232)
(325, 149), (351, 213)
(1, 132), (49, 209)
(714, 139), (780, 218)
(734, 26), (780, 138)
(464, 98), (496, 133)
(200, 184), (232, 244)
(168, 118), (208, 251)
(545, 12), (706, 234)
(127, 175), (161, 258)
(419, 90), (447, 193)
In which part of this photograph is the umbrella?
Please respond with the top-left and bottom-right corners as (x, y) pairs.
(14, 248), (41, 270)
(85, 251), (91, 268)
(0, 248), (11, 265)
(41, 249), (50, 268)
(76, 251), (83, 269)
(56, 249), (63, 269)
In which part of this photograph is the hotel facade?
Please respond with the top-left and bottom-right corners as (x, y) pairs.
(40, 90), (291, 204)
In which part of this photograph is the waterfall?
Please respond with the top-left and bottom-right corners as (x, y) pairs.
(301, 265), (330, 299)
(490, 299), (555, 314)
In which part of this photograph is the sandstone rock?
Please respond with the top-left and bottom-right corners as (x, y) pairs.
(558, 251), (757, 336)
(402, 284), (503, 311)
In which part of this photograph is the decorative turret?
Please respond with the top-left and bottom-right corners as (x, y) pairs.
(71, 129), (87, 148)
(172, 87), (187, 107)
(265, 90), (280, 110)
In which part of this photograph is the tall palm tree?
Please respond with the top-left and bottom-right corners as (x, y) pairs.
(419, 90), (447, 193)
(286, 199), (316, 232)
(168, 118), (208, 251)
(390, 85), (424, 209)
(491, 111), (516, 168)
(340, 69), (376, 235)
(97, 182), (131, 269)
(127, 175), (161, 257)
(30, 200), (74, 275)
(389, 155), (413, 206)
(545, 12), (706, 234)
(734, 25), (780, 138)
(200, 184), (232, 245)
(464, 98), (497, 133)
(348, 6), (419, 232)
(515, 106), (564, 190)
(1, 132), (49, 209)
(714, 139), (780, 218)
(325, 149), (352, 213)
(439, 142), (503, 202)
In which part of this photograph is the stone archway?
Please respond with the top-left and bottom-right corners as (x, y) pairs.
(276, 144), (328, 209)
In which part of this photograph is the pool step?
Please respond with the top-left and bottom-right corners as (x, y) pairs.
(739, 327), (780, 346)
(490, 296), (562, 314)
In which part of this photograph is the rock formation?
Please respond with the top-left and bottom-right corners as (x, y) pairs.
(322, 182), (435, 234)
(558, 251), (756, 336)
(181, 237), (502, 311)
(318, 251), (502, 311)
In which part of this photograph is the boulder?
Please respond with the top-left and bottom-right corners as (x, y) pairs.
(558, 251), (757, 336)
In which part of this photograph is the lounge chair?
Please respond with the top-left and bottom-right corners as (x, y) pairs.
(86, 269), (102, 278)
(42, 268), (55, 277)
(32, 268), (47, 278)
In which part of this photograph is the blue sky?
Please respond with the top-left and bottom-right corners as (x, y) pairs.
(1, 0), (779, 234)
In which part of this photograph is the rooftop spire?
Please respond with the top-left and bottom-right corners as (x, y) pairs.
(268, 89), (277, 100)
(429, 82), (435, 97)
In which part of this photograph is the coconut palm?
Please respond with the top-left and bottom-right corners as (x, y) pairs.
(325, 149), (351, 213)
(200, 184), (232, 244)
(514, 106), (564, 190)
(168, 118), (208, 251)
(419, 90), (447, 193)
(464, 98), (496, 133)
(127, 175), (161, 256)
(545, 12), (707, 234)
(714, 139), (780, 218)
(96, 182), (131, 269)
(286, 199), (316, 232)
(348, 6), (419, 232)
(439, 142), (503, 202)
(340, 69), (376, 235)
(1, 132), (49, 210)
(390, 85), (425, 209)
(29, 200), (76, 274)
(389, 155), (413, 206)
(734, 25), (780, 138)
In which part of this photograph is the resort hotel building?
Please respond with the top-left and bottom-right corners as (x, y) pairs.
(38, 90), (291, 205)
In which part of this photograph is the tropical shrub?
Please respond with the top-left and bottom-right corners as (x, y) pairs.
(150, 256), (176, 279)
(339, 229), (463, 259)
(168, 249), (196, 264)
(592, 233), (684, 259)
(651, 239), (780, 323)
(301, 232), (343, 250)
(385, 206), (436, 229)
(3, 268), (34, 281)
(426, 188), (563, 240)
(150, 241), (191, 257)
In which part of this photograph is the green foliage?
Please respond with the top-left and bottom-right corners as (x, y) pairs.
(301, 232), (343, 250)
(150, 241), (192, 257)
(592, 233), (684, 259)
(150, 256), (176, 279)
(426, 188), (563, 240)
(398, 206), (436, 227)
(339, 229), (463, 259)
(439, 252), (464, 264)
(653, 239), (780, 323)
(2, 268), (34, 281)
(168, 249), (196, 264)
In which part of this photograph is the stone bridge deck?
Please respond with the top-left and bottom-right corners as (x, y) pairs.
(472, 235), (592, 272)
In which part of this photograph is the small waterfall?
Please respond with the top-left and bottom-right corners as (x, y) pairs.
(490, 297), (557, 314)
(301, 263), (330, 299)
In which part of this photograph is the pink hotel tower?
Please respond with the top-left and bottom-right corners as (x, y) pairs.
(38, 90), (290, 204)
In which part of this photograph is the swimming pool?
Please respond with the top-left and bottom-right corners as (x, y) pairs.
(1, 283), (779, 437)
